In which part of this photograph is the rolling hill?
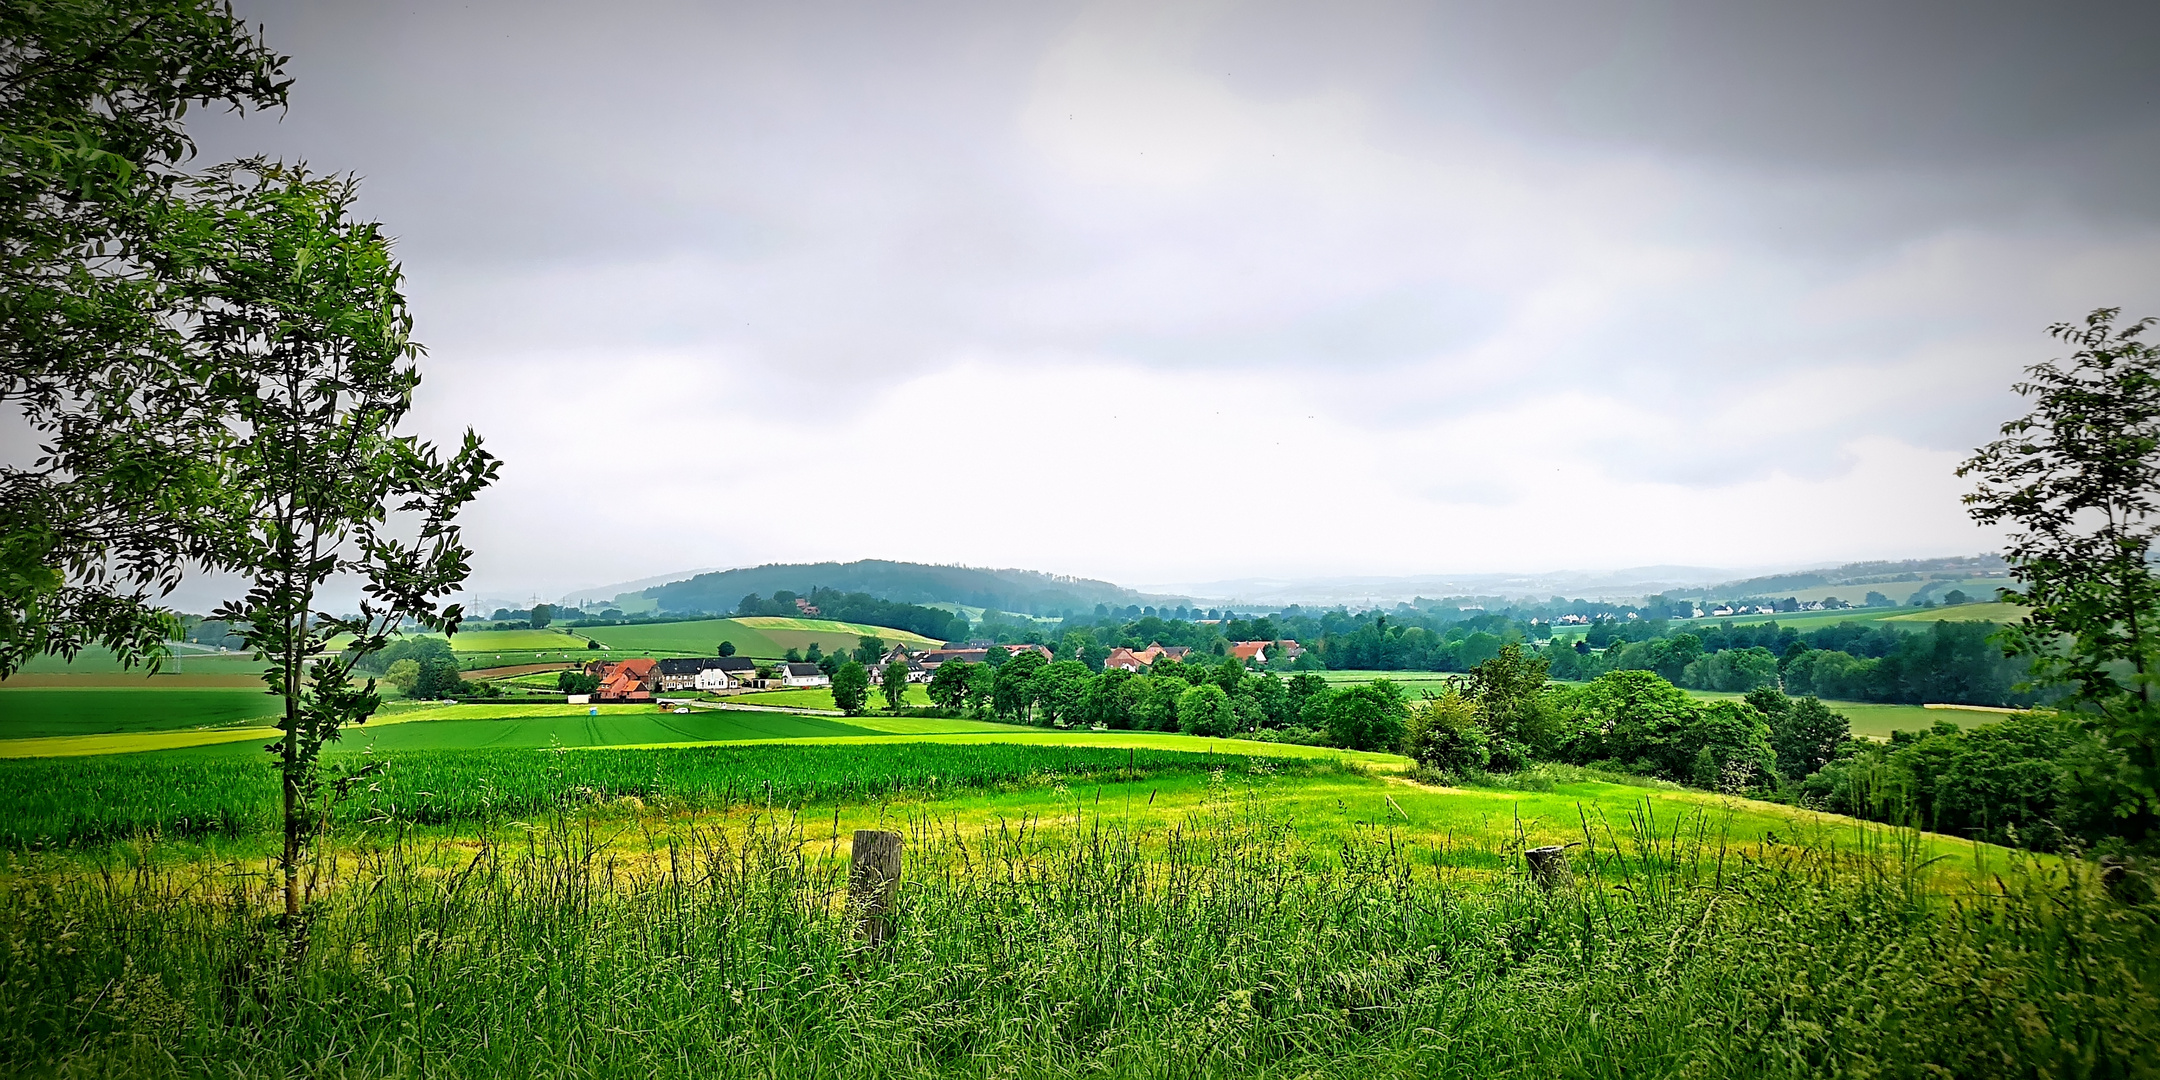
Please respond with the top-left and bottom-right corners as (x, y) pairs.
(629, 560), (1184, 617)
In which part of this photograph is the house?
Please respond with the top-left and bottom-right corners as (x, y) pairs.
(915, 644), (1054, 671)
(1229, 641), (1270, 665)
(656, 656), (761, 691)
(595, 657), (659, 702)
(1272, 640), (1305, 661)
(1103, 647), (1147, 672)
(656, 657), (711, 690)
(794, 596), (821, 617)
(875, 646), (931, 682)
(696, 657), (760, 691)
(782, 662), (829, 688)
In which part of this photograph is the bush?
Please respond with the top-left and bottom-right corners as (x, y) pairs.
(1177, 683), (1235, 737)
(1404, 691), (1489, 775)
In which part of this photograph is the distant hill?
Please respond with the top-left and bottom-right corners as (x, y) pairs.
(1682, 555), (2010, 601)
(634, 560), (1186, 617)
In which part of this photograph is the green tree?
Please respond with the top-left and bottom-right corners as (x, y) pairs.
(555, 669), (598, 695)
(1748, 686), (1852, 781)
(1460, 644), (1563, 756)
(529, 603), (552, 628)
(926, 661), (971, 711)
(1316, 681), (1408, 752)
(784, 647), (802, 663)
(1033, 660), (1091, 727)
(1565, 670), (1699, 772)
(855, 635), (883, 665)
(1080, 668), (1135, 728)
(992, 649), (1045, 722)
(1961, 307), (2160, 824)
(830, 661), (869, 716)
(804, 641), (823, 662)
(1, 2), (290, 676)
(718, 640), (735, 656)
(385, 659), (420, 696)
(965, 662), (997, 716)
(879, 658), (910, 711)
(1683, 700), (1777, 792)
(1131, 675), (1183, 731)
(178, 165), (496, 921)
(1177, 682), (1235, 737)
(1406, 690), (1490, 774)
(415, 655), (466, 700)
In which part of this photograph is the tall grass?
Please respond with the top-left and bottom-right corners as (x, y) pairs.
(0, 793), (2151, 1078)
(0, 742), (1329, 849)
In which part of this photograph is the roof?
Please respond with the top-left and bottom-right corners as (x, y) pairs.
(656, 658), (711, 675)
(1229, 642), (1268, 662)
(712, 657), (757, 671)
(611, 658), (658, 679)
(784, 663), (823, 676)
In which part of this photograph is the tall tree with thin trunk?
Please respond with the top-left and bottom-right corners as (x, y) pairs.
(180, 161), (497, 922)
(1961, 307), (2160, 827)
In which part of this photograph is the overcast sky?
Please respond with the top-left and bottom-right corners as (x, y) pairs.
(188, 0), (2160, 599)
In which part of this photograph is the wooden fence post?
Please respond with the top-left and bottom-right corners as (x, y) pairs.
(1525, 844), (1571, 890)
(850, 829), (904, 947)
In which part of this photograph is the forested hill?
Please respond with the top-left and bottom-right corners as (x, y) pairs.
(641, 560), (1180, 617)
(1685, 555), (2009, 601)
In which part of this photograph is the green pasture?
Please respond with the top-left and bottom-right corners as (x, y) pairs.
(0, 686), (282, 739)
(728, 683), (936, 710)
(576, 616), (941, 660)
(326, 708), (873, 753)
(1883, 600), (2025, 624)
(3, 645), (262, 678)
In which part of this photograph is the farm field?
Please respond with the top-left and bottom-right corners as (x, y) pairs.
(0, 700), (2145, 1077)
(1883, 600), (2025, 623)
(1, 644), (262, 678)
(729, 683), (936, 710)
(0, 686), (282, 739)
(576, 616), (942, 659)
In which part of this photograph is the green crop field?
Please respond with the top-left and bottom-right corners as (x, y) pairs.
(577, 616), (941, 659)
(729, 683), (936, 710)
(1882, 600), (2025, 624)
(0, 713), (2144, 1076)
(0, 686), (283, 739)
(2, 644), (263, 678)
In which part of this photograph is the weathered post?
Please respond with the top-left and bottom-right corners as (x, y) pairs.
(1525, 844), (1571, 890)
(850, 829), (904, 947)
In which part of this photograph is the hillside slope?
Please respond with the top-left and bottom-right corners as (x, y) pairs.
(637, 559), (1184, 616)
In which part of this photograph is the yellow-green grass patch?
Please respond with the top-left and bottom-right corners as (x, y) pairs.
(0, 686), (284, 738)
(730, 684), (935, 710)
(1882, 601), (2026, 624)
(575, 617), (938, 660)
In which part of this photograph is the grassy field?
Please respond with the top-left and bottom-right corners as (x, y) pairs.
(729, 683), (937, 710)
(581, 616), (942, 658)
(1, 736), (2144, 1078)
(0, 686), (283, 738)
(2, 644), (262, 678)
(1883, 600), (2026, 623)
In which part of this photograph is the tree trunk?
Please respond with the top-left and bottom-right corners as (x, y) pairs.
(849, 829), (904, 948)
(1525, 844), (1571, 890)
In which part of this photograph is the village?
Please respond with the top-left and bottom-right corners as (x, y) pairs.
(572, 639), (1307, 703)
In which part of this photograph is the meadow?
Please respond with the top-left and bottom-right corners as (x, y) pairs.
(0, 735), (2149, 1078)
(579, 616), (943, 659)
(0, 686), (282, 738)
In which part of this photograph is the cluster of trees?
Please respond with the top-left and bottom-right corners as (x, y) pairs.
(485, 605), (552, 629)
(732, 589), (966, 643)
(891, 650), (1409, 751)
(1547, 619), (2035, 706)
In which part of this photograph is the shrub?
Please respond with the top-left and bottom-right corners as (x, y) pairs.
(1405, 691), (1489, 774)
